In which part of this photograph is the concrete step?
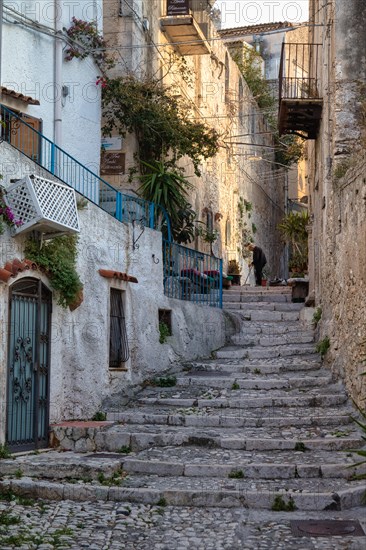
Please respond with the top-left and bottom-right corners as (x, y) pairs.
(216, 343), (318, 360)
(3, 474), (364, 511)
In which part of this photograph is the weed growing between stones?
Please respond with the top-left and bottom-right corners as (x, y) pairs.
(316, 336), (330, 358)
(312, 307), (322, 327)
(254, 368), (262, 375)
(294, 442), (309, 452)
(231, 381), (240, 390)
(228, 470), (245, 479)
(14, 469), (23, 479)
(0, 444), (11, 459)
(153, 376), (177, 388)
(92, 411), (107, 421)
(0, 489), (34, 506)
(118, 446), (132, 454)
(156, 497), (167, 507)
(97, 469), (126, 486)
(0, 511), (20, 526)
(271, 495), (297, 512)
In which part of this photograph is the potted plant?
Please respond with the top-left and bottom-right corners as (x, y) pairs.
(261, 265), (271, 287)
(228, 259), (241, 286)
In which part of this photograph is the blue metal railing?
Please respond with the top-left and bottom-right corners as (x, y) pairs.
(0, 104), (171, 240)
(163, 239), (223, 308)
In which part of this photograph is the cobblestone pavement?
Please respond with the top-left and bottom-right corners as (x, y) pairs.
(1, 499), (366, 550)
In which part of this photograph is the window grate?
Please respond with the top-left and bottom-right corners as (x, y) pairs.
(109, 289), (129, 368)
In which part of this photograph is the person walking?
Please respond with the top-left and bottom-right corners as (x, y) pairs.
(247, 244), (267, 286)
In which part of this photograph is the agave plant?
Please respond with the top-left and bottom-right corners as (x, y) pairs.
(137, 160), (195, 243)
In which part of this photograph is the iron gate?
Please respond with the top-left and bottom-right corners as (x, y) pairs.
(6, 278), (52, 451)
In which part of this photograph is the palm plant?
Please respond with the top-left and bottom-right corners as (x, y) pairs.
(278, 211), (309, 274)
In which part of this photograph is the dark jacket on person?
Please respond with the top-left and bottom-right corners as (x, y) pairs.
(253, 246), (267, 269)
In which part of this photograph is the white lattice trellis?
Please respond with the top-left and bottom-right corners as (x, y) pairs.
(5, 175), (80, 236)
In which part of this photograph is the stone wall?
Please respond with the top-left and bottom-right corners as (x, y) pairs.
(0, 142), (227, 443)
(316, 154), (366, 408)
(307, 0), (366, 407)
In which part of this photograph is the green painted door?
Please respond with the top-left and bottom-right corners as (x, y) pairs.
(6, 278), (52, 451)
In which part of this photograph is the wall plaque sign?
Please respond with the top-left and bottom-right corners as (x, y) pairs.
(101, 152), (126, 175)
(167, 0), (189, 16)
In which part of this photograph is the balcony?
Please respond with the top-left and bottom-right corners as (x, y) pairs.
(160, 0), (211, 55)
(278, 43), (323, 139)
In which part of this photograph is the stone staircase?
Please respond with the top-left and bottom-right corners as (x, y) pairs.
(1, 287), (366, 512)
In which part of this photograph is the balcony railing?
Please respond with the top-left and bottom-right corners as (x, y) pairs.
(278, 42), (323, 139)
(163, 239), (223, 308)
(0, 104), (171, 240)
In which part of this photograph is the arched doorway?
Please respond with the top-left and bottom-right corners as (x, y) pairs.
(6, 278), (52, 451)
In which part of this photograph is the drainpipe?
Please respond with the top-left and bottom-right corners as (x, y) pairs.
(54, 0), (63, 148)
(284, 170), (289, 279)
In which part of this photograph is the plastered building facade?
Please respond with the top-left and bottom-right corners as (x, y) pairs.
(103, 0), (287, 279)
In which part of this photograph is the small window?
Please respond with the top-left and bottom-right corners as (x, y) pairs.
(159, 309), (172, 335)
(109, 288), (129, 369)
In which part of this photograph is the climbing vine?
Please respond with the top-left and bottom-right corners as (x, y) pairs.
(101, 76), (220, 176)
(231, 46), (305, 167)
(24, 235), (83, 308)
(0, 184), (23, 234)
(65, 17), (115, 72)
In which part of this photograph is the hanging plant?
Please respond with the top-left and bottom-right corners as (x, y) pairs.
(101, 76), (220, 176)
(0, 184), (23, 234)
(65, 17), (115, 71)
(24, 235), (83, 309)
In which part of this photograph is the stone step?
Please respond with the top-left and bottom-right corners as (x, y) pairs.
(122, 458), (365, 481)
(223, 294), (292, 303)
(107, 409), (354, 430)
(188, 360), (322, 375)
(230, 333), (314, 346)
(223, 303), (303, 313)
(216, 343), (317, 360)
(3, 449), (363, 482)
(137, 393), (347, 409)
(174, 374), (332, 390)
(52, 423), (363, 453)
(3, 475), (364, 511)
(229, 321), (312, 336)
(225, 309), (302, 321)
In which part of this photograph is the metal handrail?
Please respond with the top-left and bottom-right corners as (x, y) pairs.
(0, 104), (171, 241)
(163, 239), (223, 308)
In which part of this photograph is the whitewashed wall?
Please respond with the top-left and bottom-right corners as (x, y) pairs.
(2, 0), (103, 171)
(0, 142), (227, 442)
